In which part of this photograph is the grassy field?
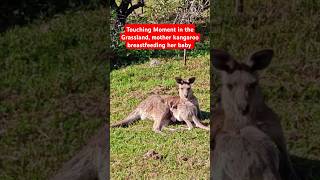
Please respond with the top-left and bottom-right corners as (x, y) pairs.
(0, 9), (108, 179)
(1, 0), (318, 179)
(110, 56), (210, 179)
(211, 1), (320, 179)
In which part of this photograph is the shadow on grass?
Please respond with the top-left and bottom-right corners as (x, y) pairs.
(292, 155), (320, 180)
(200, 110), (210, 120)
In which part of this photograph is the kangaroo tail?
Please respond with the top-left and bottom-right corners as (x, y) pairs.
(111, 110), (141, 128)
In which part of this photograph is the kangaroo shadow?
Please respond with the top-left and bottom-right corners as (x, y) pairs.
(291, 155), (320, 180)
(200, 110), (210, 127)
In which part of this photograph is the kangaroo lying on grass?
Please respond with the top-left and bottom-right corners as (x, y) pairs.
(111, 77), (209, 132)
(211, 49), (299, 180)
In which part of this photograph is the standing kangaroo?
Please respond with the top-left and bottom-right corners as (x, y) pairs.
(111, 77), (208, 132)
(211, 49), (299, 180)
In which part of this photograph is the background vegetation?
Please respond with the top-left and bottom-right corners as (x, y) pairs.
(211, 0), (320, 179)
(0, 7), (108, 179)
(0, 0), (106, 32)
(111, 0), (210, 69)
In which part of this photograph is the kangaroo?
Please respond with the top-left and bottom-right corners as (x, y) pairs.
(211, 49), (299, 180)
(50, 125), (108, 180)
(111, 77), (206, 133)
(169, 99), (209, 131)
(213, 126), (281, 180)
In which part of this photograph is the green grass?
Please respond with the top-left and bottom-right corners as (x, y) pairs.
(211, 0), (320, 179)
(1, 0), (319, 179)
(110, 56), (210, 179)
(0, 9), (108, 179)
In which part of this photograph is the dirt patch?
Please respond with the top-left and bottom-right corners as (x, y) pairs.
(143, 150), (163, 160)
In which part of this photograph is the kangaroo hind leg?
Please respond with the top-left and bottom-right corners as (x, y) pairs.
(192, 116), (209, 131)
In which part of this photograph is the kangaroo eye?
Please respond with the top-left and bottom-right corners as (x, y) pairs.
(187, 88), (190, 90)
(227, 84), (233, 90)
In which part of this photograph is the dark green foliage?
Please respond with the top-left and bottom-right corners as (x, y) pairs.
(110, 10), (210, 69)
(0, 0), (106, 32)
(0, 9), (108, 179)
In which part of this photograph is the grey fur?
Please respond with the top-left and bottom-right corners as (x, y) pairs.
(111, 77), (207, 133)
(211, 49), (299, 180)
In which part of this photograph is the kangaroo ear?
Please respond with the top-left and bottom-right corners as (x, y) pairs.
(188, 77), (196, 84)
(211, 48), (236, 73)
(247, 49), (273, 71)
(175, 77), (183, 84)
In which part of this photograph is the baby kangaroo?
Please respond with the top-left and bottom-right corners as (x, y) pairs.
(111, 77), (204, 133)
(170, 99), (209, 131)
(211, 49), (299, 180)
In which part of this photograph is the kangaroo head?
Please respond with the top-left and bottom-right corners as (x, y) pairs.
(175, 77), (195, 100)
(212, 49), (273, 117)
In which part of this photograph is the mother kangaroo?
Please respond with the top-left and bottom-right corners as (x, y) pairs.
(111, 77), (208, 132)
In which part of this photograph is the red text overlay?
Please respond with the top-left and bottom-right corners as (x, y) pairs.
(119, 24), (200, 50)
